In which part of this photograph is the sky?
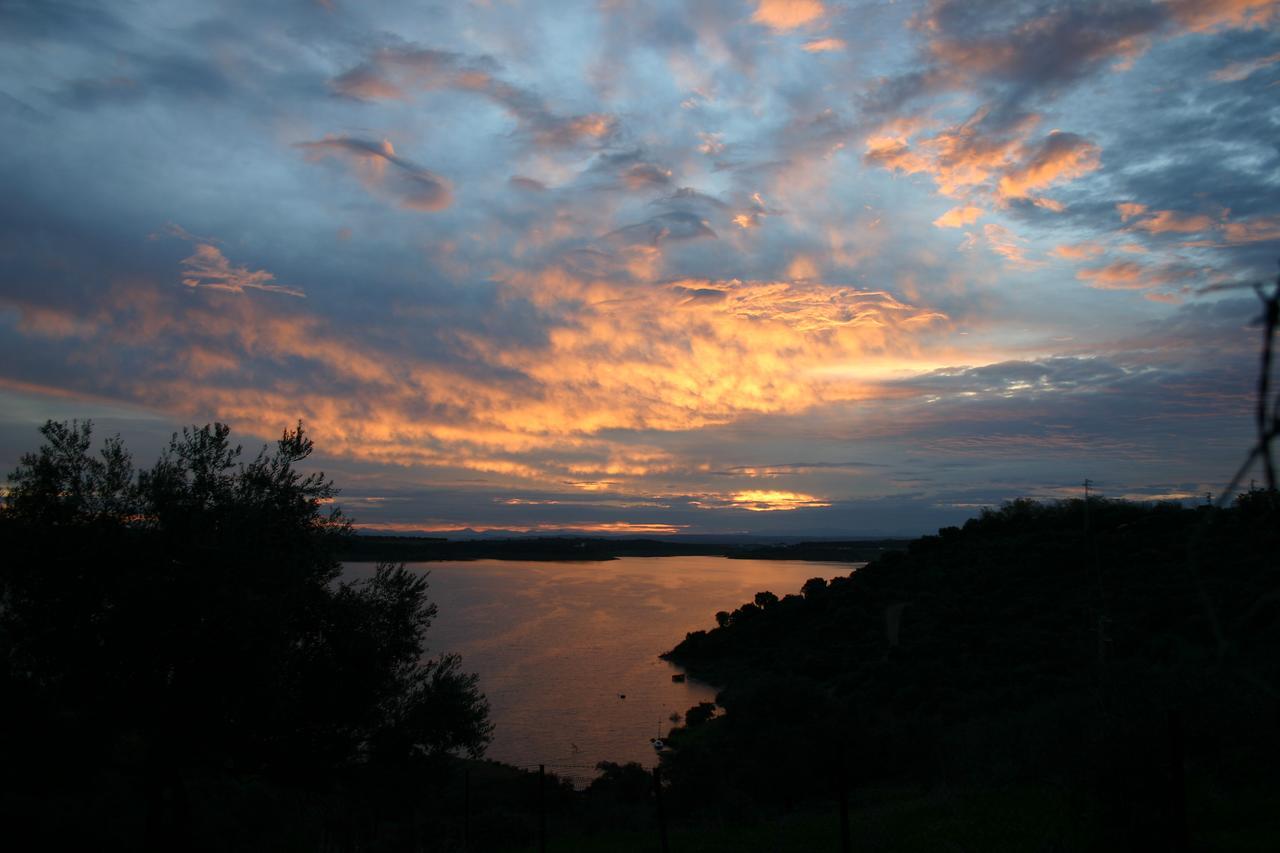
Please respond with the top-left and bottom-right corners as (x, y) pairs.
(1, 0), (1278, 537)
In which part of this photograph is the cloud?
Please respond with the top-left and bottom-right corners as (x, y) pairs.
(803, 37), (846, 53)
(179, 244), (305, 297)
(296, 136), (453, 211)
(692, 490), (831, 511)
(607, 212), (716, 246)
(1165, 0), (1279, 33)
(857, 0), (1276, 228)
(996, 131), (1101, 201)
(1210, 51), (1280, 80)
(864, 112), (1100, 209)
(329, 46), (470, 100)
(1222, 214), (1280, 244)
(586, 149), (675, 192)
(1131, 209), (1217, 234)
(461, 71), (618, 148)
(1077, 261), (1153, 290)
(1050, 242), (1105, 260)
(729, 192), (781, 230)
(863, 109), (1039, 199)
(933, 205), (983, 228)
(752, 0), (826, 32)
(1117, 201), (1148, 222)
(161, 225), (302, 297)
(867, 1), (1166, 118)
(983, 223), (1040, 268)
(330, 44), (617, 150)
(330, 64), (407, 100)
(1075, 260), (1200, 291)
(2, 301), (97, 339)
(723, 460), (886, 476)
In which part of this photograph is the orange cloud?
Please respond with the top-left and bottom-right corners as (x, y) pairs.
(1077, 261), (1155, 290)
(802, 38), (846, 53)
(786, 255), (819, 280)
(1165, 0), (1279, 33)
(1049, 242), (1105, 260)
(19, 260), (955, 488)
(752, 0), (825, 31)
(481, 273), (949, 437)
(692, 490), (831, 511)
(933, 205), (983, 228)
(330, 65), (405, 100)
(355, 521), (688, 535)
(1222, 214), (1280, 243)
(1117, 202), (1147, 221)
(3, 301), (98, 338)
(983, 223), (1041, 268)
(867, 114), (1101, 207)
(1210, 51), (1280, 81)
(996, 132), (1101, 201)
(180, 244), (304, 297)
(1132, 209), (1217, 233)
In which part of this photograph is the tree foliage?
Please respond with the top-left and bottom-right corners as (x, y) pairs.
(0, 420), (490, 846)
(659, 495), (1280, 843)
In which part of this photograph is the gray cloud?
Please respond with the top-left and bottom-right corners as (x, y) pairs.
(330, 41), (618, 150)
(296, 136), (453, 211)
(607, 212), (718, 247)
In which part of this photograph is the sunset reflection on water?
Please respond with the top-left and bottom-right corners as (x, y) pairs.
(345, 556), (859, 779)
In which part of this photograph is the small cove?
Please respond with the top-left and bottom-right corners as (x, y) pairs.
(344, 556), (861, 782)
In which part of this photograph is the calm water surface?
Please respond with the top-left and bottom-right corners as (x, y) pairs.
(345, 556), (859, 781)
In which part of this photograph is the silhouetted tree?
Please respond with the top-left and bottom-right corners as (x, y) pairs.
(0, 420), (490, 849)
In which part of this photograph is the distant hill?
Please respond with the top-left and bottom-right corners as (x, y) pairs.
(339, 533), (909, 563)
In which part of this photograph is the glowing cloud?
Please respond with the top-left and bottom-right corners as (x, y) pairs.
(1166, 0), (1279, 33)
(1077, 261), (1156, 290)
(179, 244), (304, 297)
(1222, 215), (1280, 244)
(1210, 51), (1280, 81)
(693, 490), (832, 511)
(1131, 209), (1217, 234)
(983, 223), (1040, 268)
(803, 38), (846, 53)
(1050, 242), (1105, 260)
(1117, 202), (1148, 222)
(752, 0), (825, 31)
(996, 132), (1102, 201)
(933, 205), (983, 228)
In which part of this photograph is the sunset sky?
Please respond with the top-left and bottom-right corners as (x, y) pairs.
(1, 0), (1278, 536)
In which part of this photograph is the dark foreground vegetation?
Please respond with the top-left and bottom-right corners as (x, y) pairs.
(0, 422), (494, 851)
(656, 493), (1280, 851)
(3, 419), (1280, 850)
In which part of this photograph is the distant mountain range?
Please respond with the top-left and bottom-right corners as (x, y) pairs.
(340, 532), (911, 563)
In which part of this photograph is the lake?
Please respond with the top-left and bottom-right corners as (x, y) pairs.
(344, 556), (859, 785)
